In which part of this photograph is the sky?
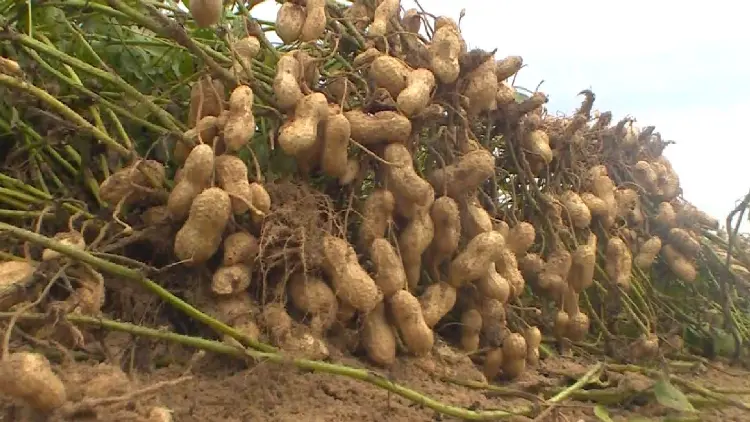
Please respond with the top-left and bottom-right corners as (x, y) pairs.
(249, 0), (750, 225)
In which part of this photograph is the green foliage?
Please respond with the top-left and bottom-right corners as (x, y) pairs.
(593, 404), (614, 422)
(653, 377), (696, 413)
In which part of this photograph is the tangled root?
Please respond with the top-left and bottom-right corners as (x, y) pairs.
(257, 182), (343, 302)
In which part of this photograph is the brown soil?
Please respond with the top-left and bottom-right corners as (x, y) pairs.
(2, 338), (749, 422)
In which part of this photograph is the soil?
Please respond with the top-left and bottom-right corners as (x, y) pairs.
(2, 336), (749, 422)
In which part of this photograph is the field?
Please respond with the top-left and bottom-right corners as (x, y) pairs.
(1, 1), (750, 421)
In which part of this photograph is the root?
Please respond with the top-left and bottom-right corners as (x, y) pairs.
(59, 375), (192, 418)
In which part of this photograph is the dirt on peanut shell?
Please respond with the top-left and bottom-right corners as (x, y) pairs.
(2, 334), (750, 422)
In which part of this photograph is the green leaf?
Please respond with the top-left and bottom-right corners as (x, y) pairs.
(170, 52), (184, 79)
(653, 377), (696, 413)
(711, 328), (738, 357)
(594, 405), (614, 422)
(179, 54), (195, 78)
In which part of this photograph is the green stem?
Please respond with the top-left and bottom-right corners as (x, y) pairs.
(0, 210), (49, 219)
(0, 187), (42, 205)
(608, 363), (750, 410)
(106, 108), (134, 150)
(619, 287), (650, 333)
(0, 173), (92, 230)
(0, 311), (525, 420)
(582, 290), (613, 340)
(62, 145), (82, 167)
(548, 363), (603, 403)
(85, 37), (186, 48)
(0, 194), (29, 210)
(37, 156), (67, 192)
(0, 222), (273, 353)
(46, 147), (79, 177)
(10, 32), (183, 133)
(1, 113), (79, 176)
(0, 74), (130, 157)
(629, 271), (657, 322)
(42, 0), (231, 65)
(110, 0), (238, 86)
(59, 13), (109, 69)
(57, 15), (134, 151)
(29, 155), (51, 195)
(0, 172), (51, 201)
(23, 46), (170, 137)
(44, 0), (130, 19)
(235, 1), (280, 61)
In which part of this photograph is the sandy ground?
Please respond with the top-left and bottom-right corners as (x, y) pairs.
(2, 335), (749, 422)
